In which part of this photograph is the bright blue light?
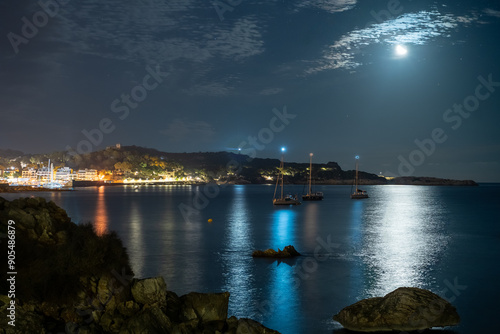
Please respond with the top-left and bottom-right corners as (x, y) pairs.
(355, 155), (360, 159)
(281, 147), (286, 152)
(238, 148), (241, 151)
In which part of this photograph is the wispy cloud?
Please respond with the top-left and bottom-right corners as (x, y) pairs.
(54, 1), (265, 65)
(295, 0), (357, 14)
(306, 9), (481, 74)
(49, 1), (267, 98)
(484, 8), (500, 18)
(205, 17), (265, 61)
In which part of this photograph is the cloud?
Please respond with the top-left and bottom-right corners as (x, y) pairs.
(205, 17), (265, 61)
(54, 1), (265, 65)
(296, 0), (357, 14)
(160, 119), (215, 142)
(484, 8), (500, 18)
(306, 9), (481, 74)
(49, 1), (266, 98)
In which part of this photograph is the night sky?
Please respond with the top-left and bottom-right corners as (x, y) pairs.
(1, 0), (499, 181)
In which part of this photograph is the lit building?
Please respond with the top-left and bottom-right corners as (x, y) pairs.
(22, 168), (37, 180)
(55, 167), (74, 181)
(37, 166), (51, 182)
(160, 170), (176, 181)
(77, 169), (98, 181)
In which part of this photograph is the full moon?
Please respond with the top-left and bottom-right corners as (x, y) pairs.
(395, 44), (408, 56)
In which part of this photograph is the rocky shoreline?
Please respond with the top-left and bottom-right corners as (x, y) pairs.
(0, 197), (279, 334)
(0, 185), (73, 193)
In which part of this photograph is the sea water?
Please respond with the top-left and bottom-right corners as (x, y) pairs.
(2, 184), (499, 333)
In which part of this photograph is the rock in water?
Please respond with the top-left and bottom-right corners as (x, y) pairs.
(252, 245), (301, 258)
(333, 287), (460, 332)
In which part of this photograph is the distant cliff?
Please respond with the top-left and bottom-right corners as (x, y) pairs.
(387, 177), (478, 186)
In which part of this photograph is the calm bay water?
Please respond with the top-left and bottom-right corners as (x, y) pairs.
(3, 184), (500, 333)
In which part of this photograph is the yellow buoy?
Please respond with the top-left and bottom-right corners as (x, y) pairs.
(208, 218), (213, 223)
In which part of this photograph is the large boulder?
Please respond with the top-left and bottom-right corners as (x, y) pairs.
(179, 292), (230, 322)
(234, 318), (281, 334)
(252, 245), (301, 258)
(131, 277), (167, 306)
(333, 287), (460, 332)
(120, 306), (172, 334)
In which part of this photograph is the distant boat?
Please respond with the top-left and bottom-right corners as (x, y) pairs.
(43, 159), (63, 189)
(350, 156), (369, 199)
(273, 148), (301, 206)
(302, 153), (323, 201)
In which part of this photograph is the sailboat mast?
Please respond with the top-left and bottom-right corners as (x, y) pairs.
(355, 156), (359, 192)
(281, 152), (284, 199)
(309, 153), (313, 195)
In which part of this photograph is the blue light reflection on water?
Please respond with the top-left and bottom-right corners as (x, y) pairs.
(271, 209), (296, 249)
(263, 208), (301, 333)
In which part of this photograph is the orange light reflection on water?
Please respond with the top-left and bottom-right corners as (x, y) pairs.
(94, 186), (109, 236)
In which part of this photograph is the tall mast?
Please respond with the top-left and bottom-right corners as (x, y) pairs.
(309, 153), (313, 195)
(281, 149), (285, 199)
(355, 156), (359, 192)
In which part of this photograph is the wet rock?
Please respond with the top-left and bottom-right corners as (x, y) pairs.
(131, 277), (167, 307)
(333, 287), (460, 332)
(179, 292), (230, 322)
(99, 310), (124, 332)
(117, 300), (141, 317)
(171, 319), (199, 334)
(252, 245), (301, 258)
(235, 318), (281, 334)
(121, 306), (172, 334)
(165, 290), (182, 323)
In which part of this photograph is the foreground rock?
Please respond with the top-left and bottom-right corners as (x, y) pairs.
(252, 245), (301, 258)
(333, 287), (460, 332)
(0, 197), (280, 334)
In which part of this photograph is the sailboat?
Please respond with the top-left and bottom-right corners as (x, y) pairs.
(350, 155), (369, 199)
(302, 153), (323, 201)
(43, 159), (63, 189)
(273, 148), (301, 205)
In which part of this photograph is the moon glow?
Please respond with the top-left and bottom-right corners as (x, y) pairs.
(395, 44), (408, 56)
